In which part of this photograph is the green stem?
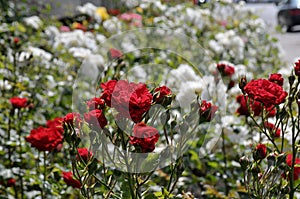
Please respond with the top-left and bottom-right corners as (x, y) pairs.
(119, 128), (136, 199)
(17, 110), (24, 199)
(222, 128), (229, 196)
(42, 151), (47, 199)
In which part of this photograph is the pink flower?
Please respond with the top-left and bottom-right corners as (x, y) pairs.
(108, 48), (123, 60)
(119, 13), (142, 21)
(60, 26), (71, 32)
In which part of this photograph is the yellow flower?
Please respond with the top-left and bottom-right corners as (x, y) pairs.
(95, 7), (109, 21)
(136, 7), (143, 14)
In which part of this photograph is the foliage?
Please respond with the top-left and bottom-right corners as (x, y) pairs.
(0, 0), (295, 198)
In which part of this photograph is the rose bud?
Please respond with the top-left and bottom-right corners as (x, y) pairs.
(239, 156), (250, 170)
(253, 143), (267, 161)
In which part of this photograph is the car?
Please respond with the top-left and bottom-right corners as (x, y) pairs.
(276, 0), (300, 32)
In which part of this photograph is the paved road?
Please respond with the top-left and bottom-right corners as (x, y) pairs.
(246, 3), (300, 64)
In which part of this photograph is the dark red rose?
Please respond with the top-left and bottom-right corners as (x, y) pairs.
(268, 73), (284, 86)
(77, 148), (93, 162)
(285, 154), (300, 180)
(9, 97), (28, 109)
(236, 95), (276, 117)
(87, 97), (105, 110)
(294, 60), (300, 76)
(108, 9), (121, 16)
(26, 127), (63, 151)
(0, 178), (16, 187)
(63, 113), (82, 128)
(227, 80), (235, 90)
(286, 154), (300, 167)
(100, 80), (118, 107)
(253, 143), (267, 160)
(217, 63), (235, 77)
(62, 171), (81, 188)
(153, 86), (172, 104)
(84, 109), (107, 129)
(264, 121), (280, 138)
(236, 95), (261, 116)
(47, 117), (64, 134)
(244, 79), (288, 107)
(129, 122), (159, 153)
(13, 37), (20, 44)
(199, 100), (218, 122)
(111, 80), (153, 123)
(108, 48), (122, 59)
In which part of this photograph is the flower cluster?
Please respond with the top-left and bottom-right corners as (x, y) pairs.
(238, 60), (300, 198)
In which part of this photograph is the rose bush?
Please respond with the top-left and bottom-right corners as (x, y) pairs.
(0, 0), (296, 198)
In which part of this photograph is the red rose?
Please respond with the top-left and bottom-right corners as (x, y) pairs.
(236, 95), (261, 116)
(62, 171), (81, 188)
(217, 63), (235, 77)
(236, 95), (276, 117)
(153, 86), (172, 104)
(63, 113), (82, 128)
(268, 73), (284, 86)
(108, 48), (123, 59)
(100, 80), (118, 107)
(47, 117), (64, 134)
(0, 178), (16, 187)
(77, 148), (93, 162)
(286, 154), (300, 167)
(244, 79), (288, 107)
(285, 154), (300, 180)
(199, 100), (218, 123)
(129, 122), (159, 153)
(87, 97), (105, 110)
(13, 37), (20, 44)
(294, 60), (300, 76)
(108, 9), (121, 16)
(9, 97), (28, 109)
(264, 121), (280, 138)
(253, 143), (267, 160)
(111, 80), (152, 123)
(84, 109), (107, 129)
(26, 127), (63, 151)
